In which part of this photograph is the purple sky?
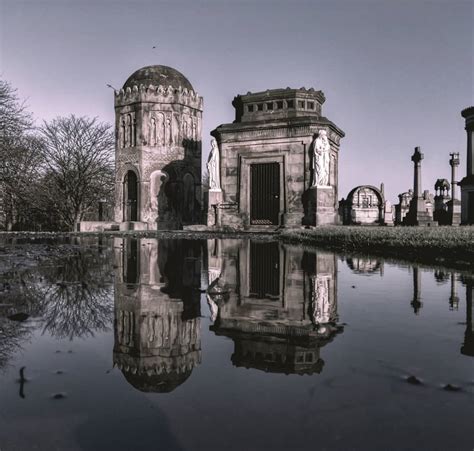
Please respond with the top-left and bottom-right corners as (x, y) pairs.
(1, 0), (473, 202)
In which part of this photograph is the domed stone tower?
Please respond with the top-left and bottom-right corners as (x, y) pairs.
(114, 65), (203, 230)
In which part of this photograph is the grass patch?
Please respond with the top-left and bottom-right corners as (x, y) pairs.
(281, 226), (474, 269)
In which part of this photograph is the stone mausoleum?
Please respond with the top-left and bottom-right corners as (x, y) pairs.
(340, 185), (386, 225)
(207, 88), (344, 228)
(114, 65), (203, 230)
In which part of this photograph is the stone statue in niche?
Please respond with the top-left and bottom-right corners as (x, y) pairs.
(310, 274), (333, 324)
(206, 294), (219, 322)
(311, 130), (331, 187)
(207, 138), (221, 190)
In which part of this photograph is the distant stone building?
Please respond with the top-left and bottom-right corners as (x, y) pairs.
(346, 257), (384, 276)
(207, 240), (342, 375)
(208, 88), (344, 228)
(114, 65), (203, 230)
(460, 107), (474, 224)
(113, 238), (202, 392)
(340, 185), (385, 225)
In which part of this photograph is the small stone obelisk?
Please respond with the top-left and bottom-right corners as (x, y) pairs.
(447, 152), (461, 225)
(403, 147), (434, 226)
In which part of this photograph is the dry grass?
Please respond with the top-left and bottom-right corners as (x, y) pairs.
(281, 226), (474, 268)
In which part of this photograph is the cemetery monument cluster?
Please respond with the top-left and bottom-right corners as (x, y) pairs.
(76, 64), (474, 231)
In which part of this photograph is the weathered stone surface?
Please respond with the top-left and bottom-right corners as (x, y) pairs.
(209, 87), (344, 228)
(340, 185), (384, 225)
(115, 65), (203, 230)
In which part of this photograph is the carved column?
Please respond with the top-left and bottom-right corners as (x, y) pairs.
(447, 152), (461, 225)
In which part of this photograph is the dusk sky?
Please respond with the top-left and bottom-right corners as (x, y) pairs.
(1, 0), (473, 202)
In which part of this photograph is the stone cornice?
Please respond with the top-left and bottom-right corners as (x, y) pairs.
(115, 84), (203, 110)
(211, 116), (344, 145)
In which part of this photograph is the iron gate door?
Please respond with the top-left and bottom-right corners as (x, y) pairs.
(250, 162), (280, 225)
(250, 241), (280, 299)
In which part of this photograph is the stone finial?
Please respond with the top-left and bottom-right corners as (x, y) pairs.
(449, 152), (460, 167)
(411, 146), (424, 163)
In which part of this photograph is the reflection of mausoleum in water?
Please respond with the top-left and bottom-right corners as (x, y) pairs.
(346, 257), (384, 276)
(113, 238), (202, 392)
(207, 240), (342, 375)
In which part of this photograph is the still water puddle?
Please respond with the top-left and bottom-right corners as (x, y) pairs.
(0, 237), (472, 451)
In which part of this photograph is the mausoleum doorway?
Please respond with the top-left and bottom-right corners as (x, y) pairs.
(123, 170), (138, 222)
(250, 241), (280, 299)
(250, 162), (280, 225)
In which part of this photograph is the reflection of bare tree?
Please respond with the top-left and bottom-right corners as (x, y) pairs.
(37, 249), (114, 340)
(1, 243), (114, 348)
(0, 318), (31, 372)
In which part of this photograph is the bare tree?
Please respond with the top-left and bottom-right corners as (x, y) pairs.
(0, 79), (37, 230)
(0, 79), (32, 141)
(39, 115), (114, 230)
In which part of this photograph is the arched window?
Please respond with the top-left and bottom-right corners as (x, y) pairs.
(121, 117), (126, 148)
(133, 116), (137, 146)
(123, 170), (138, 221)
(127, 114), (133, 147)
(151, 117), (157, 145)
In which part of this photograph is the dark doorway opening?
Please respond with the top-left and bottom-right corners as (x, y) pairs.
(123, 238), (139, 287)
(123, 170), (138, 221)
(249, 241), (280, 299)
(250, 162), (280, 225)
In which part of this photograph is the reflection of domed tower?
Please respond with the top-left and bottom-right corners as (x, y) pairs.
(209, 240), (342, 375)
(113, 238), (202, 392)
(114, 65), (203, 230)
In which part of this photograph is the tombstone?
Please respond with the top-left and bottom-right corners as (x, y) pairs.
(384, 200), (394, 226)
(342, 185), (384, 225)
(395, 190), (413, 225)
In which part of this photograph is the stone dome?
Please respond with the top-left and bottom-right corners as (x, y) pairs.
(123, 65), (194, 91)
